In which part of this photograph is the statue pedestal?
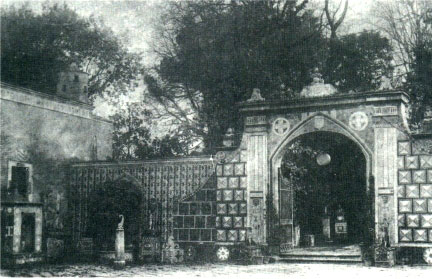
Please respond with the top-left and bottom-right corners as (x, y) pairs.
(114, 229), (125, 268)
(322, 217), (331, 242)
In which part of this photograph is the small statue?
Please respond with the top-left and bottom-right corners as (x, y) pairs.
(247, 88), (265, 102)
(118, 214), (124, 230)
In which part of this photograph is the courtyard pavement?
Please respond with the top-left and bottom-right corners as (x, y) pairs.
(1, 262), (431, 279)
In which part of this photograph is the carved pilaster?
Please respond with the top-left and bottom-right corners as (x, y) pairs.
(374, 127), (398, 245)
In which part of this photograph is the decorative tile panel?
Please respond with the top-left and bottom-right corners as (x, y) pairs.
(223, 190), (233, 201)
(228, 230), (238, 241)
(397, 185), (405, 198)
(399, 229), (412, 242)
(398, 214), (405, 227)
(234, 217), (243, 228)
(239, 177), (247, 188)
(216, 165), (223, 176)
(228, 203), (238, 215)
(413, 199), (428, 213)
(406, 185), (419, 198)
(398, 171), (411, 184)
(429, 230), (432, 242)
(217, 177), (227, 189)
(421, 215), (432, 228)
(413, 170), (426, 183)
(223, 164), (234, 176)
(420, 185), (432, 198)
(217, 190), (222, 201)
(405, 156), (419, 169)
(429, 199), (432, 212)
(239, 203), (247, 214)
(407, 214), (420, 227)
(427, 170), (432, 183)
(216, 230), (226, 241)
(239, 230), (246, 241)
(222, 217), (232, 228)
(398, 157), (405, 169)
(228, 177), (239, 188)
(217, 204), (227, 215)
(399, 199), (412, 213)
(420, 155), (432, 169)
(414, 229), (427, 241)
(398, 142), (410, 155)
(234, 164), (245, 176)
(234, 190), (244, 201)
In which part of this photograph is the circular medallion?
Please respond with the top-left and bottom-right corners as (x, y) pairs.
(316, 153), (331, 166)
(423, 248), (432, 265)
(349, 111), (368, 131)
(216, 246), (230, 261)
(272, 118), (290, 135)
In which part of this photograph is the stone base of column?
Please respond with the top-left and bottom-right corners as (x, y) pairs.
(113, 259), (126, 268)
(115, 228), (125, 269)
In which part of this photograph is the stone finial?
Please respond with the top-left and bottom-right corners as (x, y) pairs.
(117, 214), (124, 230)
(300, 69), (337, 98)
(247, 88), (265, 102)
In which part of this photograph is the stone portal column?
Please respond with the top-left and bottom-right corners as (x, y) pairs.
(374, 125), (398, 245)
(244, 115), (268, 244)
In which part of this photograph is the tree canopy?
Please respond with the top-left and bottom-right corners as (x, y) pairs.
(112, 102), (187, 161)
(373, 0), (432, 126)
(1, 3), (142, 100)
(146, 0), (394, 150)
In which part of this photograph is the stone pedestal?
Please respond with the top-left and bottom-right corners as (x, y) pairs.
(322, 217), (331, 241)
(114, 229), (125, 268)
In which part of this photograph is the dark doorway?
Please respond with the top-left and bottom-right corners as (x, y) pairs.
(21, 213), (35, 252)
(280, 131), (371, 245)
(87, 179), (142, 253)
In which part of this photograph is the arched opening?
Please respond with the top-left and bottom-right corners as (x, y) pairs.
(273, 131), (374, 248)
(87, 178), (142, 258)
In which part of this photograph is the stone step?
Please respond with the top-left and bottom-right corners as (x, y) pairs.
(280, 253), (361, 258)
(276, 255), (362, 263)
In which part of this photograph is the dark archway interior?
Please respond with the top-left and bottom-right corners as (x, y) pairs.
(87, 179), (142, 252)
(281, 131), (369, 245)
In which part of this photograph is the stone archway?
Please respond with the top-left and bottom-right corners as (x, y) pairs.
(271, 129), (373, 247)
(270, 113), (374, 219)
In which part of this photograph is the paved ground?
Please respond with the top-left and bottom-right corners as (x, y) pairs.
(2, 262), (431, 279)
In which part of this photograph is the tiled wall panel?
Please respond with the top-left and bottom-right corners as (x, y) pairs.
(397, 141), (432, 243)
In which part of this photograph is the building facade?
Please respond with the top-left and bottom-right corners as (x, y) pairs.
(0, 68), (112, 265)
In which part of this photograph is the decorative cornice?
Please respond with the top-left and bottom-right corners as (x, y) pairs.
(69, 155), (214, 167)
(238, 91), (409, 115)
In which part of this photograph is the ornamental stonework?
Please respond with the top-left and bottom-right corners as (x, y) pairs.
(349, 111), (368, 131)
(272, 118), (290, 135)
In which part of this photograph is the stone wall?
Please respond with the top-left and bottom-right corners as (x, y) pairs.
(0, 83), (113, 237)
(69, 158), (215, 247)
(397, 138), (432, 243)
